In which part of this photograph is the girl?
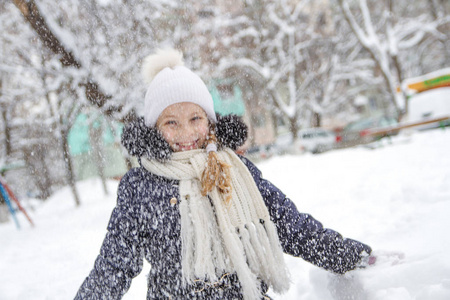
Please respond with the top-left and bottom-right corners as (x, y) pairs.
(75, 49), (373, 300)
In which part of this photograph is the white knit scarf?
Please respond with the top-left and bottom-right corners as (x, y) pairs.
(141, 148), (290, 299)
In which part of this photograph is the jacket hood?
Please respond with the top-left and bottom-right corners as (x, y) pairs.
(121, 114), (248, 162)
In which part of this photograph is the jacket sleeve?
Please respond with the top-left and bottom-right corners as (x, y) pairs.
(75, 172), (145, 299)
(241, 156), (372, 274)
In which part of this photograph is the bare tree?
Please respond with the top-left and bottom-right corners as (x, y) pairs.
(195, 0), (341, 140)
(11, 0), (129, 121)
(337, 0), (450, 119)
(4, 0), (195, 204)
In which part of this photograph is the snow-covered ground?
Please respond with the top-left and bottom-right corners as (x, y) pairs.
(1, 128), (449, 300)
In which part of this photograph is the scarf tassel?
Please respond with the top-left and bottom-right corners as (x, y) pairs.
(238, 221), (291, 294)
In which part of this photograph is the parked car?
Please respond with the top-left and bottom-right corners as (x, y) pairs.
(337, 116), (398, 147)
(273, 132), (303, 155)
(245, 144), (275, 161)
(298, 128), (337, 153)
(273, 128), (337, 155)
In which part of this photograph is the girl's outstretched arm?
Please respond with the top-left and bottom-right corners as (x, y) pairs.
(241, 156), (372, 274)
(75, 172), (145, 299)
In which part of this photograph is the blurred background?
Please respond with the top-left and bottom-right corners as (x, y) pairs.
(1, 0), (449, 208)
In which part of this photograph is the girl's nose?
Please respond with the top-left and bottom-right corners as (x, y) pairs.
(177, 124), (196, 141)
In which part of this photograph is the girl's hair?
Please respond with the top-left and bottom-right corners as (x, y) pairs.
(201, 125), (232, 204)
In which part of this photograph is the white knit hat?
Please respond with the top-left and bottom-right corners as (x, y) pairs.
(142, 48), (217, 127)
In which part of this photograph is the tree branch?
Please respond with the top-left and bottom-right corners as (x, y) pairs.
(13, 0), (80, 68)
(12, 0), (135, 122)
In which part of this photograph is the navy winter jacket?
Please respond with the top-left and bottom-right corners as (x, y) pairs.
(75, 155), (371, 300)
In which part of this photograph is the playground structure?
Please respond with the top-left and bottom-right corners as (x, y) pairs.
(402, 68), (450, 94)
(367, 68), (450, 137)
(0, 175), (34, 229)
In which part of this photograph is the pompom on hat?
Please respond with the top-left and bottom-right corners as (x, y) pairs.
(142, 48), (217, 127)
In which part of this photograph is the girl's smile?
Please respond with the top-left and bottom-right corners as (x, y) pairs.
(175, 139), (200, 151)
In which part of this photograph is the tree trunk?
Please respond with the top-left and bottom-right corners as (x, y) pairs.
(271, 111), (279, 136)
(310, 112), (321, 128)
(89, 124), (108, 195)
(0, 101), (12, 157)
(23, 145), (52, 199)
(289, 116), (299, 141)
(387, 0), (407, 120)
(61, 129), (81, 206)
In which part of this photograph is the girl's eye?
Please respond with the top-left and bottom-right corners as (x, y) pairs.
(166, 120), (177, 126)
(191, 116), (201, 121)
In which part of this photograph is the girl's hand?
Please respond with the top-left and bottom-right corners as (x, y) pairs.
(359, 250), (405, 268)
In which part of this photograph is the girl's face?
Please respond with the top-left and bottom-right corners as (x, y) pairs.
(156, 102), (210, 152)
